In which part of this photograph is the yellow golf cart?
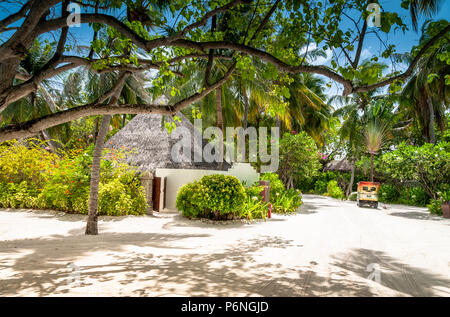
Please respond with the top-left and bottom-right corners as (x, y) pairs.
(357, 181), (380, 208)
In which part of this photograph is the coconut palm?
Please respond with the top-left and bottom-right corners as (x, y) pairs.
(0, 40), (70, 145)
(408, 0), (444, 31)
(400, 20), (449, 143)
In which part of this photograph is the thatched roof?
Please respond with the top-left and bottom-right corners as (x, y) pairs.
(324, 159), (353, 172)
(106, 111), (231, 172)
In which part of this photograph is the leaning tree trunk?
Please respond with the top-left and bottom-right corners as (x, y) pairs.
(346, 157), (356, 197)
(216, 86), (224, 170)
(85, 115), (111, 235)
(370, 153), (374, 182)
(427, 95), (435, 144)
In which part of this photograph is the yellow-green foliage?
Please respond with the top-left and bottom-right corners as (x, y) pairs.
(0, 141), (147, 216)
(325, 180), (345, 199)
(0, 139), (58, 186)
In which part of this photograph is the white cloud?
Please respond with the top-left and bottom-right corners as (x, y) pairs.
(361, 47), (372, 60)
(299, 43), (332, 65)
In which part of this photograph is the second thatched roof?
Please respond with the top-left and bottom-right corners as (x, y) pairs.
(324, 159), (353, 172)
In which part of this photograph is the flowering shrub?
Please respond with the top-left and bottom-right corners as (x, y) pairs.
(0, 141), (147, 216)
(379, 141), (450, 200)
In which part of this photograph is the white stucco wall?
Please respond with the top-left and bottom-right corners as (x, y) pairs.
(155, 163), (260, 211)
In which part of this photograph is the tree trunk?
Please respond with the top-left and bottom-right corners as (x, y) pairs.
(94, 116), (100, 141)
(346, 157), (356, 197)
(216, 86), (224, 170)
(85, 115), (111, 235)
(242, 83), (249, 130)
(370, 153), (374, 182)
(287, 176), (294, 190)
(427, 95), (435, 144)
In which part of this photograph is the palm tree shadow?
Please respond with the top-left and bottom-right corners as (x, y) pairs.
(1, 232), (448, 296)
(0, 233), (371, 297)
(331, 248), (450, 297)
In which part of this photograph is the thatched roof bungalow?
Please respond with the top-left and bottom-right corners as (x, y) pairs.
(324, 159), (353, 172)
(106, 112), (230, 173)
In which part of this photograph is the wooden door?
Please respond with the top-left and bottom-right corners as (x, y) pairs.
(163, 177), (167, 209)
(152, 176), (167, 212)
(152, 177), (161, 212)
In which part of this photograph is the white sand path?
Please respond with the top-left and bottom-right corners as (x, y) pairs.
(0, 194), (449, 297)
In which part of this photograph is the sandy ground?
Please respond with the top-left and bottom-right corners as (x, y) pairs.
(0, 194), (449, 297)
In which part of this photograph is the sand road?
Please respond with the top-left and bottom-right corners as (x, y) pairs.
(0, 194), (449, 297)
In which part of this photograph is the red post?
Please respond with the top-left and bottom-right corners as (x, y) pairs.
(268, 203), (272, 219)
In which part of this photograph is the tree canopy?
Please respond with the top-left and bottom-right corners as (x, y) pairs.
(0, 0), (449, 142)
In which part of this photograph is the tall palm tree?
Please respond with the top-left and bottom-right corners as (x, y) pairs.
(400, 20), (449, 143)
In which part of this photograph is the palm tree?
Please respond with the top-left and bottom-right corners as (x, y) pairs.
(364, 119), (390, 182)
(285, 73), (332, 145)
(0, 40), (71, 145)
(400, 20), (449, 143)
(85, 114), (111, 235)
(408, 0), (443, 31)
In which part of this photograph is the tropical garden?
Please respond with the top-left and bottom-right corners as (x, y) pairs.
(0, 0), (449, 235)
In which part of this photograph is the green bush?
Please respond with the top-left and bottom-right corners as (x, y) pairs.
(326, 180), (344, 199)
(278, 132), (321, 187)
(176, 174), (246, 220)
(427, 190), (450, 216)
(348, 193), (357, 201)
(378, 185), (429, 207)
(378, 184), (398, 203)
(200, 174), (246, 218)
(408, 187), (429, 207)
(0, 142), (147, 216)
(272, 189), (302, 213)
(311, 171), (348, 195)
(379, 141), (450, 200)
(427, 199), (442, 215)
(260, 173), (303, 213)
(0, 139), (58, 187)
(238, 195), (269, 220)
(98, 178), (147, 216)
(314, 180), (328, 195)
(0, 181), (39, 209)
(260, 173), (285, 202)
(176, 181), (206, 218)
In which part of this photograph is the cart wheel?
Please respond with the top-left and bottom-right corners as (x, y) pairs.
(374, 202), (378, 209)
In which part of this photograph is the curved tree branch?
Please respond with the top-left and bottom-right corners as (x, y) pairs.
(0, 63), (236, 142)
(0, 0), (34, 30)
(352, 24), (450, 94)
